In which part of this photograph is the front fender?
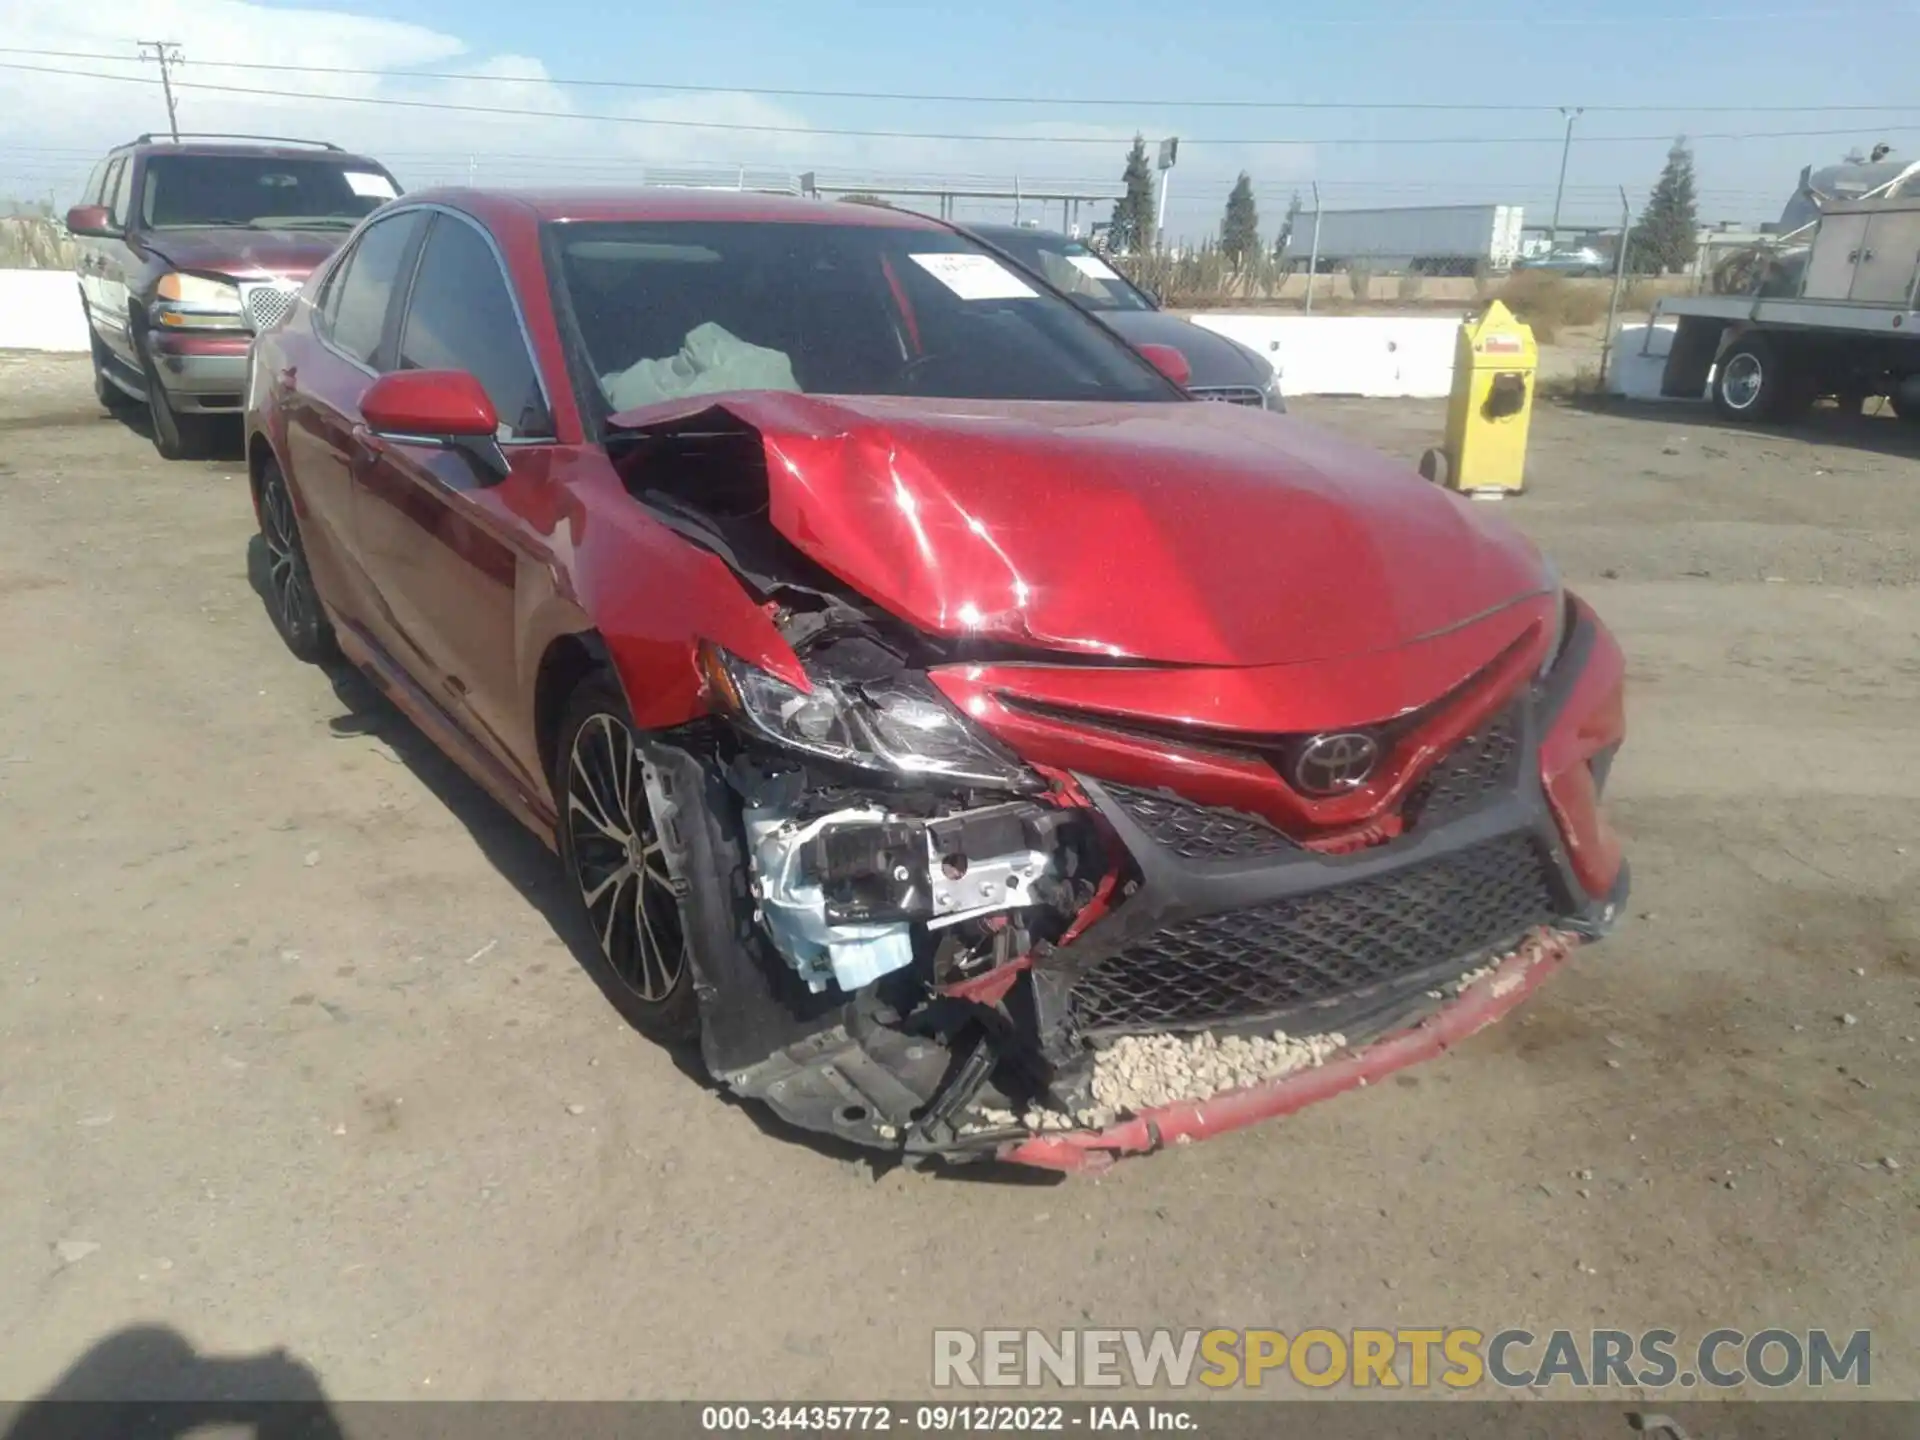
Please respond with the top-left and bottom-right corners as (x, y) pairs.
(558, 469), (806, 731)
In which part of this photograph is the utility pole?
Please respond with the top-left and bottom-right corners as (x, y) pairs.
(137, 41), (184, 140)
(1155, 137), (1179, 250)
(1304, 181), (1322, 313)
(1549, 106), (1583, 251)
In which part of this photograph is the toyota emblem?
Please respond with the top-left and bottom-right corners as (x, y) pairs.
(1291, 731), (1381, 795)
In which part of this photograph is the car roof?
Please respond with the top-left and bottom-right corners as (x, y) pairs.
(112, 139), (389, 168)
(966, 222), (1073, 243)
(411, 187), (958, 230)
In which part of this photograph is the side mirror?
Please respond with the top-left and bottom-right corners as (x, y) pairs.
(361, 370), (510, 483)
(1137, 342), (1192, 388)
(65, 204), (116, 238)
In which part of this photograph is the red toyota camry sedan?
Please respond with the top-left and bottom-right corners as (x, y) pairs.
(245, 188), (1627, 1171)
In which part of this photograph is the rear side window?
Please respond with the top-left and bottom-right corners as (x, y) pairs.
(327, 211), (426, 368)
(397, 216), (550, 437)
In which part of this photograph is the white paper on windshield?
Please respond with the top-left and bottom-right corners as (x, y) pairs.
(910, 252), (1038, 300)
(344, 171), (398, 200)
(1067, 254), (1122, 282)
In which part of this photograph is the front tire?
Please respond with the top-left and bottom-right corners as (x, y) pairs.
(88, 321), (139, 415)
(256, 458), (339, 664)
(554, 675), (699, 1045)
(139, 338), (219, 460)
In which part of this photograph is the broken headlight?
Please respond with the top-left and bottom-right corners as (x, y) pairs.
(701, 644), (1038, 792)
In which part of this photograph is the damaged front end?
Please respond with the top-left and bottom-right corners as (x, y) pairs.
(688, 638), (1118, 1163)
(606, 401), (1627, 1170)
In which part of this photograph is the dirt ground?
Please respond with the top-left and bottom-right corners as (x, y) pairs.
(1, 352), (1916, 1404)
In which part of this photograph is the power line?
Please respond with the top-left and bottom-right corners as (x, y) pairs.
(2, 59), (1916, 147)
(1, 44), (1918, 114)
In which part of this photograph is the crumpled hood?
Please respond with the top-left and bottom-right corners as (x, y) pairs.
(609, 392), (1550, 668)
(139, 227), (346, 281)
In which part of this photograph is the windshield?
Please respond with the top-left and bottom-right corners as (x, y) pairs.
(140, 155), (399, 230)
(984, 231), (1154, 313)
(550, 220), (1177, 412)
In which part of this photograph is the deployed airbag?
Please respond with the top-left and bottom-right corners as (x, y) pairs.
(602, 322), (800, 409)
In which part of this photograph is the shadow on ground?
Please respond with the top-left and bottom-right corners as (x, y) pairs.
(1561, 394), (1920, 460)
(0, 1325), (344, 1439)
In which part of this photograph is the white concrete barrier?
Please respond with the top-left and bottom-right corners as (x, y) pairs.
(1188, 314), (1462, 398)
(0, 268), (88, 352)
(1606, 320), (1704, 401)
(0, 277), (1529, 402)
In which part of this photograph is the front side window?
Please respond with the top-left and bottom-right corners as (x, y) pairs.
(327, 211), (426, 367)
(548, 220), (1177, 416)
(107, 160), (136, 230)
(397, 216), (550, 437)
(140, 156), (401, 233)
(97, 159), (124, 221)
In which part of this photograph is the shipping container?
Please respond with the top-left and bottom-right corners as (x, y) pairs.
(1304, 204), (1525, 274)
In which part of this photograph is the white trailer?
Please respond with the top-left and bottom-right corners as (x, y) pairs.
(1306, 204), (1525, 274)
(1651, 183), (1920, 421)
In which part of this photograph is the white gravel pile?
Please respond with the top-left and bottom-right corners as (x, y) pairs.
(967, 938), (1566, 1138)
(970, 1027), (1349, 1135)
(1087, 1028), (1348, 1115)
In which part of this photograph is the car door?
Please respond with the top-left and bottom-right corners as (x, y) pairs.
(352, 209), (559, 790)
(74, 158), (110, 336)
(275, 208), (429, 645)
(74, 156), (134, 357)
(97, 156), (141, 368)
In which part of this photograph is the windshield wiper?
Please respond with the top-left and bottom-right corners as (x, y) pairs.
(250, 217), (358, 230)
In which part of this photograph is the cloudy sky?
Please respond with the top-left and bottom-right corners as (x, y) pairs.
(3, 0), (1918, 240)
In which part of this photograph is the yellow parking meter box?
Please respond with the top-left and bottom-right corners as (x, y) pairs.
(1422, 300), (1537, 496)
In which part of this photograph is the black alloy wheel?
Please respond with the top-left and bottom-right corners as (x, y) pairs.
(555, 679), (699, 1043)
(257, 460), (339, 664)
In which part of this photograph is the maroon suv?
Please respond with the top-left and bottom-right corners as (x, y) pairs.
(66, 134), (402, 458)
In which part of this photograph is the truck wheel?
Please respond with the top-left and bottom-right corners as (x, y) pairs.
(138, 340), (219, 461)
(1890, 391), (1920, 424)
(1713, 335), (1810, 422)
(87, 318), (139, 416)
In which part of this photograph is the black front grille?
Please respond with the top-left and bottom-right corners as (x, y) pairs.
(1069, 832), (1559, 1034)
(1191, 385), (1267, 407)
(1104, 782), (1297, 860)
(1404, 708), (1523, 827)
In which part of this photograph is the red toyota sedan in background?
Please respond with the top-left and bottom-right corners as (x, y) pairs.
(245, 188), (1627, 1171)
